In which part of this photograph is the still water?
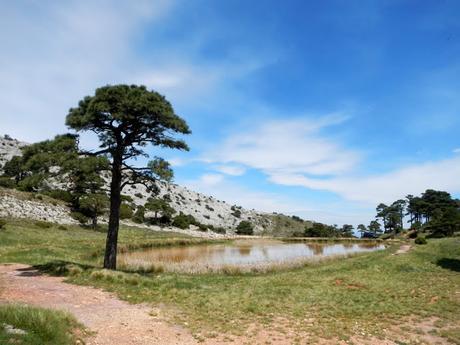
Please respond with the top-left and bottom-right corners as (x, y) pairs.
(120, 240), (384, 267)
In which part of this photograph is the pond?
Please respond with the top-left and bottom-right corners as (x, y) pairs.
(119, 239), (385, 273)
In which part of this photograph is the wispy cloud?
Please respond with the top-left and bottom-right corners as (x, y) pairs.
(0, 0), (175, 142)
(214, 165), (246, 176)
(270, 156), (460, 204)
(204, 114), (359, 177)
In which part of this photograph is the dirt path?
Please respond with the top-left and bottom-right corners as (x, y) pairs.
(0, 263), (198, 345)
(393, 244), (412, 255)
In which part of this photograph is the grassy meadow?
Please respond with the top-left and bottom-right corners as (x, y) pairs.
(0, 219), (459, 343)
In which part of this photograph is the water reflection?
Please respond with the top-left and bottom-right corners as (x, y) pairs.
(120, 240), (384, 267)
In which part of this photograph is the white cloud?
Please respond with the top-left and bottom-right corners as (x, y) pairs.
(204, 115), (360, 177)
(198, 173), (225, 186)
(214, 165), (246, 176)
(270, 156), (460, 204)
(0, 1), (175, 142)
(453, 148), (460, 154)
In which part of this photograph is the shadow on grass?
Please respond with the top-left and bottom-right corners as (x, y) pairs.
(32, 260), (157, 278)
(33, 260), (96, 276)
(436, 258), (460, 272)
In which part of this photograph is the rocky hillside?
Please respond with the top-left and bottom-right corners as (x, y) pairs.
(0, 136), (288, 233)
(0, 136), (27, 167)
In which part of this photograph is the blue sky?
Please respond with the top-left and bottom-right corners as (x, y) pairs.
(1, 0), (459, 225)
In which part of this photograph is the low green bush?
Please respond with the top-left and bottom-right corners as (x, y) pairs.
(119, 203), (134, 219)
(70, 211), (89, 224)
(34, 220), (52, 229)
(415, 236), (427, 245)
(212, 226), (226, 234)
(408, 230), (418, 239)
(236, 221), (254, 235)
(0, 176), (15, 188)
(0, 219), (6, 229)
(198, 224), (208, 232)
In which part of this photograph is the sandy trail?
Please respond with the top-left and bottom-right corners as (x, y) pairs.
(0, 263), (198, 345)
(394, 244), (412, 255)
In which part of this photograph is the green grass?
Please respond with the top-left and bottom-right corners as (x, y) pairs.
(0, 218), (459, 341)
(0, 304), (84, 345)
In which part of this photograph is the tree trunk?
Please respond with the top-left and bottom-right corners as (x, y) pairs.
(92, 215), (98, 228)
(104, 154), (122, 270)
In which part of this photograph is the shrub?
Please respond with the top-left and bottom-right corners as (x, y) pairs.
(58, 225), (67, 230)
(119, 203), (134, 219)
(121, 195), (133, 203)
(236, 221), (254, 235)
(231, 209), (242, 218)
(45, 189), (73, 203)
(0, 219), (6, 229)
(212, 226), (226, 234)
(133, 206), (145, 223)
(0, 176), (15, 188)
(172, 214), (190, 229)
(172, 213), (198, 229)
(408, 230), (418, 239)
(415, 236), (427, 245)
(134, 192), (143, 199)
(198, 223), (208, 232)
(70, 211), (89, 224)
(34, 220), (52, 228)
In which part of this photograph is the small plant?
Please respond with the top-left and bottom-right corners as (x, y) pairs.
(212, 226), (226, 234)
(0, 176), (15, 188)
(231, 209), (241, 218)
(415, 236), (427, 245)
(134, 193), (143, 199)
(70, 211), (89, 224)
(119, 203), (134, 219)
(198, 224), (208, 232)
(34, 220), (52, 229)
(58, 225), (67, 230)
(133, 206), (145, 223)
(0, 219), (6, 229)
(205, 204), (214, 212)
(236, 221), (254, 235)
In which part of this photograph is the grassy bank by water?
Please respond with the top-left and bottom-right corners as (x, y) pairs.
(0, 219), (459, 342)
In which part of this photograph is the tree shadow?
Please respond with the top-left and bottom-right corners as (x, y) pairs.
(33, 260), (96, 276)
(436, 258), (460, 272)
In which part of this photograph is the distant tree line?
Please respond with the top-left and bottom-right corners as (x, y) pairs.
(374, 190), (460, 238)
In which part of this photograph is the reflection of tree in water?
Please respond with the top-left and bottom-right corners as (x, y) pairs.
(357, 242), (378, 249)
(238, 246), (252, 256)
(343, 243), (354, 249)
(306, 243), (324, 255)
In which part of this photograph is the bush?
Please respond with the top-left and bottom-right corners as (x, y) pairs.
(119, 203), (133, 219)
(415, 236), (427, 245)
(34, 220), (52, 229)
(408, 230), (418, 239)
(172, 214), (191, 229)
(0, 176), (15, 188)
(231, 209), (241, 218)
(212, 226), (226, 234)
(236, 221), (254, 235)
(198, 223), (208, 232)
(45, 189), (73, 203)
(70, 211), (89, 224)
(133, 206), (145, 223)
(0, 219), (6, 229)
